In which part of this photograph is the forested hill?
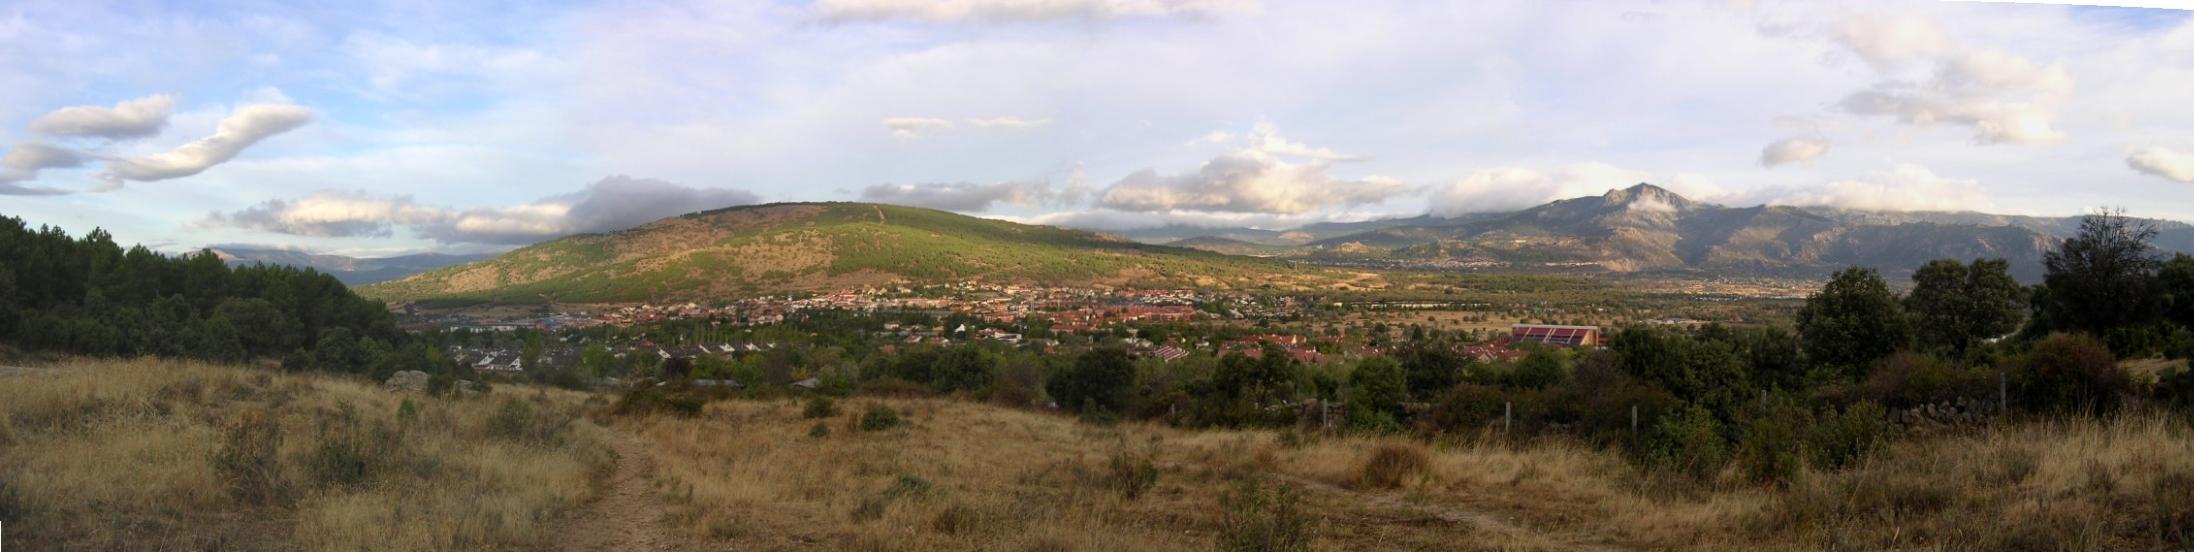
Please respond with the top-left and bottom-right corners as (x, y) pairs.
(0, 215), (399, 361)
(360, 202), (1347, 304)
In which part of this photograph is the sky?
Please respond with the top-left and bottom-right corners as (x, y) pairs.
(1, 0), (2192, 257)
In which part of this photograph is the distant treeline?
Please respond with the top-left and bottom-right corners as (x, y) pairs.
(0, 215), (403, 366)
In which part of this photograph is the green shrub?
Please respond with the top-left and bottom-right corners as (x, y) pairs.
(1736, 401), (1811, 486)
(1806, 401), (1890, 470)
(212, 408), (287, 505)
(802, 396), (840, 419)
(1643, 405), (1728, 481)
(1865, 351), (1984, 408)
(1216, 478), (1310, 552)
(808, 421), (831, 438)
(2017, 333), (2128, 416)
(611, 384), (704, 417)
(858, 403), (902, 432)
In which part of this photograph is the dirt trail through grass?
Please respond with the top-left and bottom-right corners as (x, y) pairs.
(554, 431), (683, 552)
(1266, 472), (1632, 552)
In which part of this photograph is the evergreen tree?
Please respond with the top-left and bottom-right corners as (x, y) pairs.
(1796, 267), (1910, 378)
(2038, 210), (2163, 336)
(1905, 258), (2026, 355)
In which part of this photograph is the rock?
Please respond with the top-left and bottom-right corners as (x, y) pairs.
(384, 370), (430, 393)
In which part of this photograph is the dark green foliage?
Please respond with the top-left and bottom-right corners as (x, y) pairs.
(1864, 351), (1988, 409)
(1505, 349), (1566, 389)
(1216, 479), (1310, 552)
(1737, 400), (1811, 485)
(2038, 211), (2165, 340)
(1188, 344), (1304, 427)
(2016, 333), (2127, 416)
(0, 215), (402, 364)
(803, 396), (840, 419)
(1796, 267), (1911, 377)
(1395, 340), (1471, 400)
(1735, 326), (1807, 393)
(1806, 401), (1889, 470)
(2164, 254), (2194, 331)
(1611, 326), (1751, 416)
(1549, 352), (1683, 448)
(1048, 347), (1135, 416)
(2158, 365), (2194, 412)
(929, 345), (997, 393)
(1643, 405), (1728, 481)
(808, 421), (831, 438)
(1906, 258), (2026, 355)
(858, 403), (902, 431)
(1345, 356), (1407, 421)
(612, 384), (705, 417)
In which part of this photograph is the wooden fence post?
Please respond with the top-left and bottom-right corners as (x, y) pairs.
(1504, 401), (1512, 435)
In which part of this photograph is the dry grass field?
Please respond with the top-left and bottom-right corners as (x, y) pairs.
(0, 358), (615, 550)
(625, 396), (2194, 551)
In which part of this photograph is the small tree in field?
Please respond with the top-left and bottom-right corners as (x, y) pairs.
(1906, 258), (2025, 355)
(2037, 210), (2163, 339)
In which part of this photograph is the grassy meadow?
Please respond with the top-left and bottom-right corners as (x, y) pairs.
(620, 395), (2194, 551)
(0, 358), (614, 550)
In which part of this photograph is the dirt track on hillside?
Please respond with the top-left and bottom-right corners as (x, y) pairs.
(553, 431), (683, 552)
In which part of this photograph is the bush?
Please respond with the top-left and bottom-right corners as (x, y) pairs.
(1420, 383), (1505, 434)
(486, 398), (573, 446)
(1865, 351), (1985, 408)
(302, 402), (405, 488)
(809, 421), (831, 438)
(1216, 478), (1310, 552)
(212, 408), (286, 505)
(2017, 333), (2128, 416)
(1736, 401), (1811, 485)
(1643, 405), (1728, 481)
(802, 396), (840, 419)
(1106, 446), (1160, 499)
(611, 384), (704, 417)
(1806, 401), (1890, 470)
(1357, 443), (1432, 489)
(856, 377), (932, 398)
(858, 403), (902, 432)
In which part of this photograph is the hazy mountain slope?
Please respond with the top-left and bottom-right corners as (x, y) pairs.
(212, 247), (492, 285)
(1298, 183), (2187, 279)
(359, 202), (1344, 303)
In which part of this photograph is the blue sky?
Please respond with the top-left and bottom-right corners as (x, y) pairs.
(2, 0), (2193, 256)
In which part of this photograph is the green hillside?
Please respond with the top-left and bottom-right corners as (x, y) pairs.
(359, 202), (1350, 303)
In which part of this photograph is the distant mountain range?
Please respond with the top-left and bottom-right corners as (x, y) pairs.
(1119, 183), (2194, 281)
(212, 247), (492, 285)
(358, 203), (1350, 304)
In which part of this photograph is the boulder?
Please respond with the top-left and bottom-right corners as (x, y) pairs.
(384, 370), (431, 393)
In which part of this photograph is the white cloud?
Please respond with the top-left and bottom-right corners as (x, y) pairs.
(205, 176), (761, 245)
(1240, 122), (1361, 161)
(99, 103), (313, 189)
(1428, 162), (1658, 216)
(859, 180), (1063, 212)
(1768, 163), (1992, 212)
(1098, 153), (1405, 214)
(2128, 146), (2194, 183)
(965, 117), (1051, 128)
(203, 190), (449, 237)
(1760, 136), (1829, 167)
(814, 0), (1253, 23)
(27, 95), (174, 140)
(882, 116), (953, 138)
(1831, 15), (2072, 145)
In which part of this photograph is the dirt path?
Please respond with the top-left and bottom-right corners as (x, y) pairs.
(554, 431), (681, 552)
(1267, 472), (1631, 552)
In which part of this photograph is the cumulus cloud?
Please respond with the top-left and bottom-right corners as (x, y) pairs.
(815, 0), (1252, 23)
(1760, 136), (1829, 166)
(1098, 153), (1405, 214)
(204, 176), (762, 245)
(99, 104), (313, 190)
(1831, 16), (2072, 145)
(1768, 164), (1992, 212)
(882, 117), (953, 138)
(28, 95), (174, 140)
(1427, 162), (1661, 216)
(965, 117), (1051, 128)
(859, 180), (1064, 212)
(0, 142), (90, 195)
(203, 190), (449, 237)
(2128, 146), (2194, 183)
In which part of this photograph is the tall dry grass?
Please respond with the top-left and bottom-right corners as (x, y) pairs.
(0, 357), (613, 550)
(626, 394), (2194, 551)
